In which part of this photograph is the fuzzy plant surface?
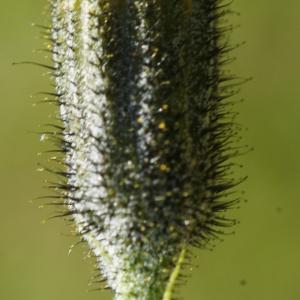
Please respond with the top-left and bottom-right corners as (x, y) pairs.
(46, 0), (244, 299)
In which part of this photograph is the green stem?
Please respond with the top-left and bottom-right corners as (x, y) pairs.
(162, 248), (186, 300)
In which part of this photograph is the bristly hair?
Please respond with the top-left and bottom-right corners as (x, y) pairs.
(42, 0), (247, 299)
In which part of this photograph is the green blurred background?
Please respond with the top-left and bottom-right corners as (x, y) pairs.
(0, 1), (300, 299)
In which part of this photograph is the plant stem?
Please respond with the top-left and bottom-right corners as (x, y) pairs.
(163, 248), (186, 300)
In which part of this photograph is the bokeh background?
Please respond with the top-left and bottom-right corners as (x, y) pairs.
(1, 1), (300, 299)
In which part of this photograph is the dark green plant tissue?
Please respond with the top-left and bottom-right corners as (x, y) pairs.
(48, 0), (244, 299)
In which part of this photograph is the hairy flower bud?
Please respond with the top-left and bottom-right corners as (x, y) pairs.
(48, 0), (244, 299)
